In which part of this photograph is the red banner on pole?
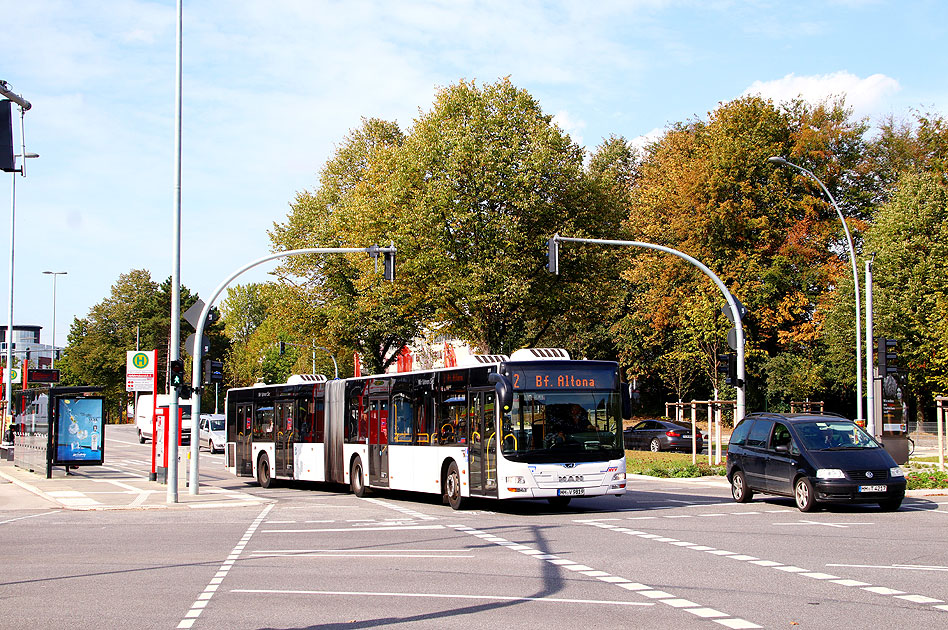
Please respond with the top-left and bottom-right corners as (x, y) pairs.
(353, 352), (361, 377)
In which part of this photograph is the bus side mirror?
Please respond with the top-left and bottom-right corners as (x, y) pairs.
(621, 383), (634, 420)
(489, 373), (513, 413)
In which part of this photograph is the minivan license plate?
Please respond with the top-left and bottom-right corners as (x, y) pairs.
(859, 485), (887, 493)
(558, 488), (585, 496)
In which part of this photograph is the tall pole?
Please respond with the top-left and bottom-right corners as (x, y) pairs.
(865, 258), (875, 436)
(3, 86), (35, 417)
(768, 157), (863, 424)
(168, 0), (184, 503)
(43, 271), (66, 368)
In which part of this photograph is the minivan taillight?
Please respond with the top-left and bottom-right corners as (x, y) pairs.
(665, 430), (681, 438)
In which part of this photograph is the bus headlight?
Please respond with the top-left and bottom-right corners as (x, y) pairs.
(612, 472), (626, 481)
(506, 476), (525, 485)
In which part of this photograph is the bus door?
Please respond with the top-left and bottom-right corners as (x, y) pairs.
(275, 401), (295, 478)
(368, 398), (389, 487)
(469, 388), (498, 497)
(236, 403), (253, 476)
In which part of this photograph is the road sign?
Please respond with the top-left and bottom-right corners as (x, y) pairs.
(126, 350), (156, 392)
(3, 367), (22, 385)
(184, 333), (210, 357)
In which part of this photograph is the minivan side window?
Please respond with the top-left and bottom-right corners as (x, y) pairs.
(746, 420), (773, 449)
(770, 423), (796, 453)
(729, 420), (754, 447)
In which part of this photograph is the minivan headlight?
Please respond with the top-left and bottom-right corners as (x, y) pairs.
(816, 468), (845, 479)
(890, 466), (905, 478)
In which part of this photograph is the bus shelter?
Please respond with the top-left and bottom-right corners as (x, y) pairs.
(12, 386), (105, 478)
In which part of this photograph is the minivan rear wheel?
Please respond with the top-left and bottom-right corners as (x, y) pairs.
(731, 470), (753, 503)
(794, 477), (817, 512)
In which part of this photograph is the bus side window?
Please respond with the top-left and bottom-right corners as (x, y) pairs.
(391, 393), (413, 444)
(254, 406), (274, 441)
(314, 399), (325, 443)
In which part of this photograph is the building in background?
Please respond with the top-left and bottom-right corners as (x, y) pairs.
(0, 325), (57, 368)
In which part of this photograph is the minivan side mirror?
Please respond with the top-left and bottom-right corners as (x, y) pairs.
(774, 444), (789, 454)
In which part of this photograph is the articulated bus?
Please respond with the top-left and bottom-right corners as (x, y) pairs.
(224, 348), (631, 509)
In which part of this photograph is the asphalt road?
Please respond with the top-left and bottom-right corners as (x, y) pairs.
(1, 425), (946, 629)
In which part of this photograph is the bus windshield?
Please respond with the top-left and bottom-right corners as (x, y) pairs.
(502, 390), (623, 463)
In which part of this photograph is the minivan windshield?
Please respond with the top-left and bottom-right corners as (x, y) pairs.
(795, 421), (880, 451)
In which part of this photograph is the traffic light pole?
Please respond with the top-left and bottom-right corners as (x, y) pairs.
(185, 245), (395, 495)
(548, 235), (746, 423)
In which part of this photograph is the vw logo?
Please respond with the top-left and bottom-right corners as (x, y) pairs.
(865, 471), (874, 478)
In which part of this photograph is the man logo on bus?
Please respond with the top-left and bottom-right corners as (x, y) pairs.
(132, 353), (150, 370)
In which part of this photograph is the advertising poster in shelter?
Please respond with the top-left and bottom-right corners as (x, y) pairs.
(55, 397), (104, 464)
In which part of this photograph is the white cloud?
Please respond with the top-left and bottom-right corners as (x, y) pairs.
(742, 71), (901, 120)
(552, 110), (587, 148)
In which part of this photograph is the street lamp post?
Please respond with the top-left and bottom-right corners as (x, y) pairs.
(43, 271), (67, 368)
(768, 156), (863, 424)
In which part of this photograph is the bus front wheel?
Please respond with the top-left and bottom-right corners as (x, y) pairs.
(350, 458), (366, 498)
(443, 461), (464, 510)
(257, 453), (273, 489)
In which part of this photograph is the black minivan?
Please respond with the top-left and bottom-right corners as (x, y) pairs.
(726, 413), (906, 512)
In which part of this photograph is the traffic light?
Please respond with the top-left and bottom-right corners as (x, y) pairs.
(547, 235), (559, 275)
(204, 359), (223, 384)
(717, 352), (737, 386)
(169, 359), (185, 388)
(278, 342), (286, 356)
(383, 248), (396, 282)
(877, 338), (899, 377)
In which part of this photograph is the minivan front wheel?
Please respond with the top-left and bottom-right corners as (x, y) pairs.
(731, 470), (753, 503)
(794, 477), (817, 512)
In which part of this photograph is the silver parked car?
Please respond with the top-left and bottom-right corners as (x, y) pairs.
(199, 414), (226, 453)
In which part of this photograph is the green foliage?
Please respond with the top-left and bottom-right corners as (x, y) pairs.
(57, 270), (228, 419)
(625, 451), (726, 477)
(619, 96), (877, 407)
(905, 468), (948, 490)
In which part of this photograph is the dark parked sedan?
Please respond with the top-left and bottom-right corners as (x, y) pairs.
(624, 419), (704, 452)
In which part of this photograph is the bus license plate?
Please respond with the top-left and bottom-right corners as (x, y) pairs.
(558, 488), (585, 496)
(859, 485), (887, 493)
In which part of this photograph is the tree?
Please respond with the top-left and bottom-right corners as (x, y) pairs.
(860, 171), (948, 418)
(618, 96), (875, 409)
(270, 79), (631, 369)
(57, 270), (227, 418)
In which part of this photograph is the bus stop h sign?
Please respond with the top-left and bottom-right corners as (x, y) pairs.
(126, 350), (156, 392)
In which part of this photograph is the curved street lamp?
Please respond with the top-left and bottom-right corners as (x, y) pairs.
(768, 156), (863, 424)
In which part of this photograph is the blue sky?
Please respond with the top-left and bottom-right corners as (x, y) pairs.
(4, 0), (946, 349)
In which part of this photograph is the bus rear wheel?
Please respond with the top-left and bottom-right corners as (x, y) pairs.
(443, 461), (464, 510)
(350, 458), (366, 498)
(257, 453), (273, 489)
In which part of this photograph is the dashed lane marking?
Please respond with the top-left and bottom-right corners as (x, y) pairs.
(579, 519), (947, 616)
(176, 503), (273, 629)
(450, 524), (760, 628)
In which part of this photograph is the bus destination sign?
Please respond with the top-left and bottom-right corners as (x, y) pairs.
(508, 366), (617, 390)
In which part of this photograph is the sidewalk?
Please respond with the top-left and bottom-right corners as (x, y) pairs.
(0, 453), (270, 511)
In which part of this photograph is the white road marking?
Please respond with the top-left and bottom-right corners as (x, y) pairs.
(827, 563), (948, 572)
(0, 510), (62, 525)
(177, 503), (273, 629)
(773, 520), (872, 529)
(230, 589), (654, 606)
(582, 519), (948, 616)
(454, 524), (761, 628)
(262, 525), (445, 533)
